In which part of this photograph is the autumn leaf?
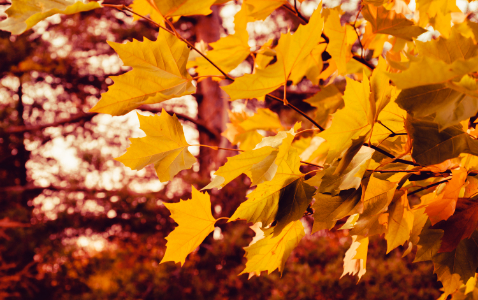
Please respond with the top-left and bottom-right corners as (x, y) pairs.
(240, 219), (305, 275)
(0, 0), (101, 35)
(115, 110), (196, 183)
(145, 0), (217, 18)
(243, 0), (288, 20)
(342, 235), (369, 281)
(421, 168), (467, 225)
(312, 188), (362, 232)
(396, 84), (478, 130)
(385, 192), (414, 253)
(319, 76), (373, 163)
(406, 116), (478, 166)
(204, 127), (294, 189)
(305, 84), (344, 129)
(323, 9), (355, 75)
(229, 148), (315, 234)
(190, 7), (251, 77)
(90, 31), (195, 115)
(221, 8), (324, 101)
(161, 186), (217, 265)
(362, 4), (427, 41)
(432, 199), (478, 252)
(432, 230), (478, 297)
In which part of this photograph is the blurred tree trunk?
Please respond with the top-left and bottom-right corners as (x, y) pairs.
(195, 7), (229, 178)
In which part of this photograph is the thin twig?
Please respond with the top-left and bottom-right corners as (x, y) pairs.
(266, 94), (324, 131)
(352, 4), (364, 59)
(408, 179), (450, 196)
(104, 4), (234, 80)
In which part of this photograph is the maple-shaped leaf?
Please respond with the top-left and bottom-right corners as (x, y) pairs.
(396, 84), (478, 131)
(0, 0), (101, 35)
(414, 222), (444, 263)
(229, 148), (315, 234)
(131, 0), (165, 25)
(145, 0), (216, 18)
(406, 117), (478, 166)
(341, 235), (369, 281)
(312, 188), (362, 233)
(161, 186), (216, 266)
(385, 192), (414, 253)
(204, 127), (294, 189)
(362, 4), (427, 41)
(432, 230), (478, 297)
(115, 110), (196, 183)
(421, 168), (467, 225)
(319, 76), (373, 163)
(432, 198), (478, 252)
(323, 9), (356, 75)
(90, 31), (195, 115)
(305, 84), (344, 129)
(190, 7), (251, 77)
(416, 28), (478, 64)
(289, 43), (328, 85)
(387, 55), (478, 90)
(349, 175), (398, 237)
(240, 219), (304, 276)
(416, 0), (461, 38)
(221, 8), (324, 101)
(222, 108), (284, 151)
(243, 0), (288, 20)
(319, 143), (374, 194)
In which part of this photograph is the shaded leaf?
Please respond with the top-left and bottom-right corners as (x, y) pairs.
(406, 116), (478, 166)
(385, 192), (414, 253)
(362, 4), (427, 41)
(146, 0), (216, 17)
(240, 220), (305, 275)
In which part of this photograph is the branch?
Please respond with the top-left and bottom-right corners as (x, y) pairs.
(408, 179), (450, 196)
(1, 113), (95, 135)
(266, 94), (324, 131)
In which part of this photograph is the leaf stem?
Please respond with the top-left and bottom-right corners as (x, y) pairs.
(105, 4), (234, 81)
(407, 179), (450, 196)
(191, 144), (323, 168)
(352, 4), (364, 59)
(266, 94), (324, 131)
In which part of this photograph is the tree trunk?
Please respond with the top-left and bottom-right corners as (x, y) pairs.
(195, 7), (229, 178)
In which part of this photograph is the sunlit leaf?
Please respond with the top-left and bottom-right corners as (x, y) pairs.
(115, 110), (196, 182)
(0, 0), (101, 35)
(161, 186), (216, 265)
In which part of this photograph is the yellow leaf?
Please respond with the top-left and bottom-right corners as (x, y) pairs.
(416, 28), (478, 64)
(305, 84), (344, 129)
(422, 168), (467, 225)
(115, 110), (196, 183)
(319, 75), (373, 163)
(161, 186), (216, 266)
(205, 126), (294, 189)
(131, 0), (165, 25)
(240, 220), (305, 275)
(243, 0), (288, 20)
(146, 0), (217, 18)
(192, 7), (251, 77)
(387, 55), (478, 90)
(385, 192), (414, 253)
(342, 235), (369, 281)
(362, 4), (427, 41)
(90, 32), (195, 115)
(222, 8), (324, 101)
(323, 9), (354, 75)
(230, 148), (315, 234)
(0, 0), (101, 35)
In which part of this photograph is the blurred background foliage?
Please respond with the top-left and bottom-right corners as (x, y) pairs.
(0, 0), (442, 299)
